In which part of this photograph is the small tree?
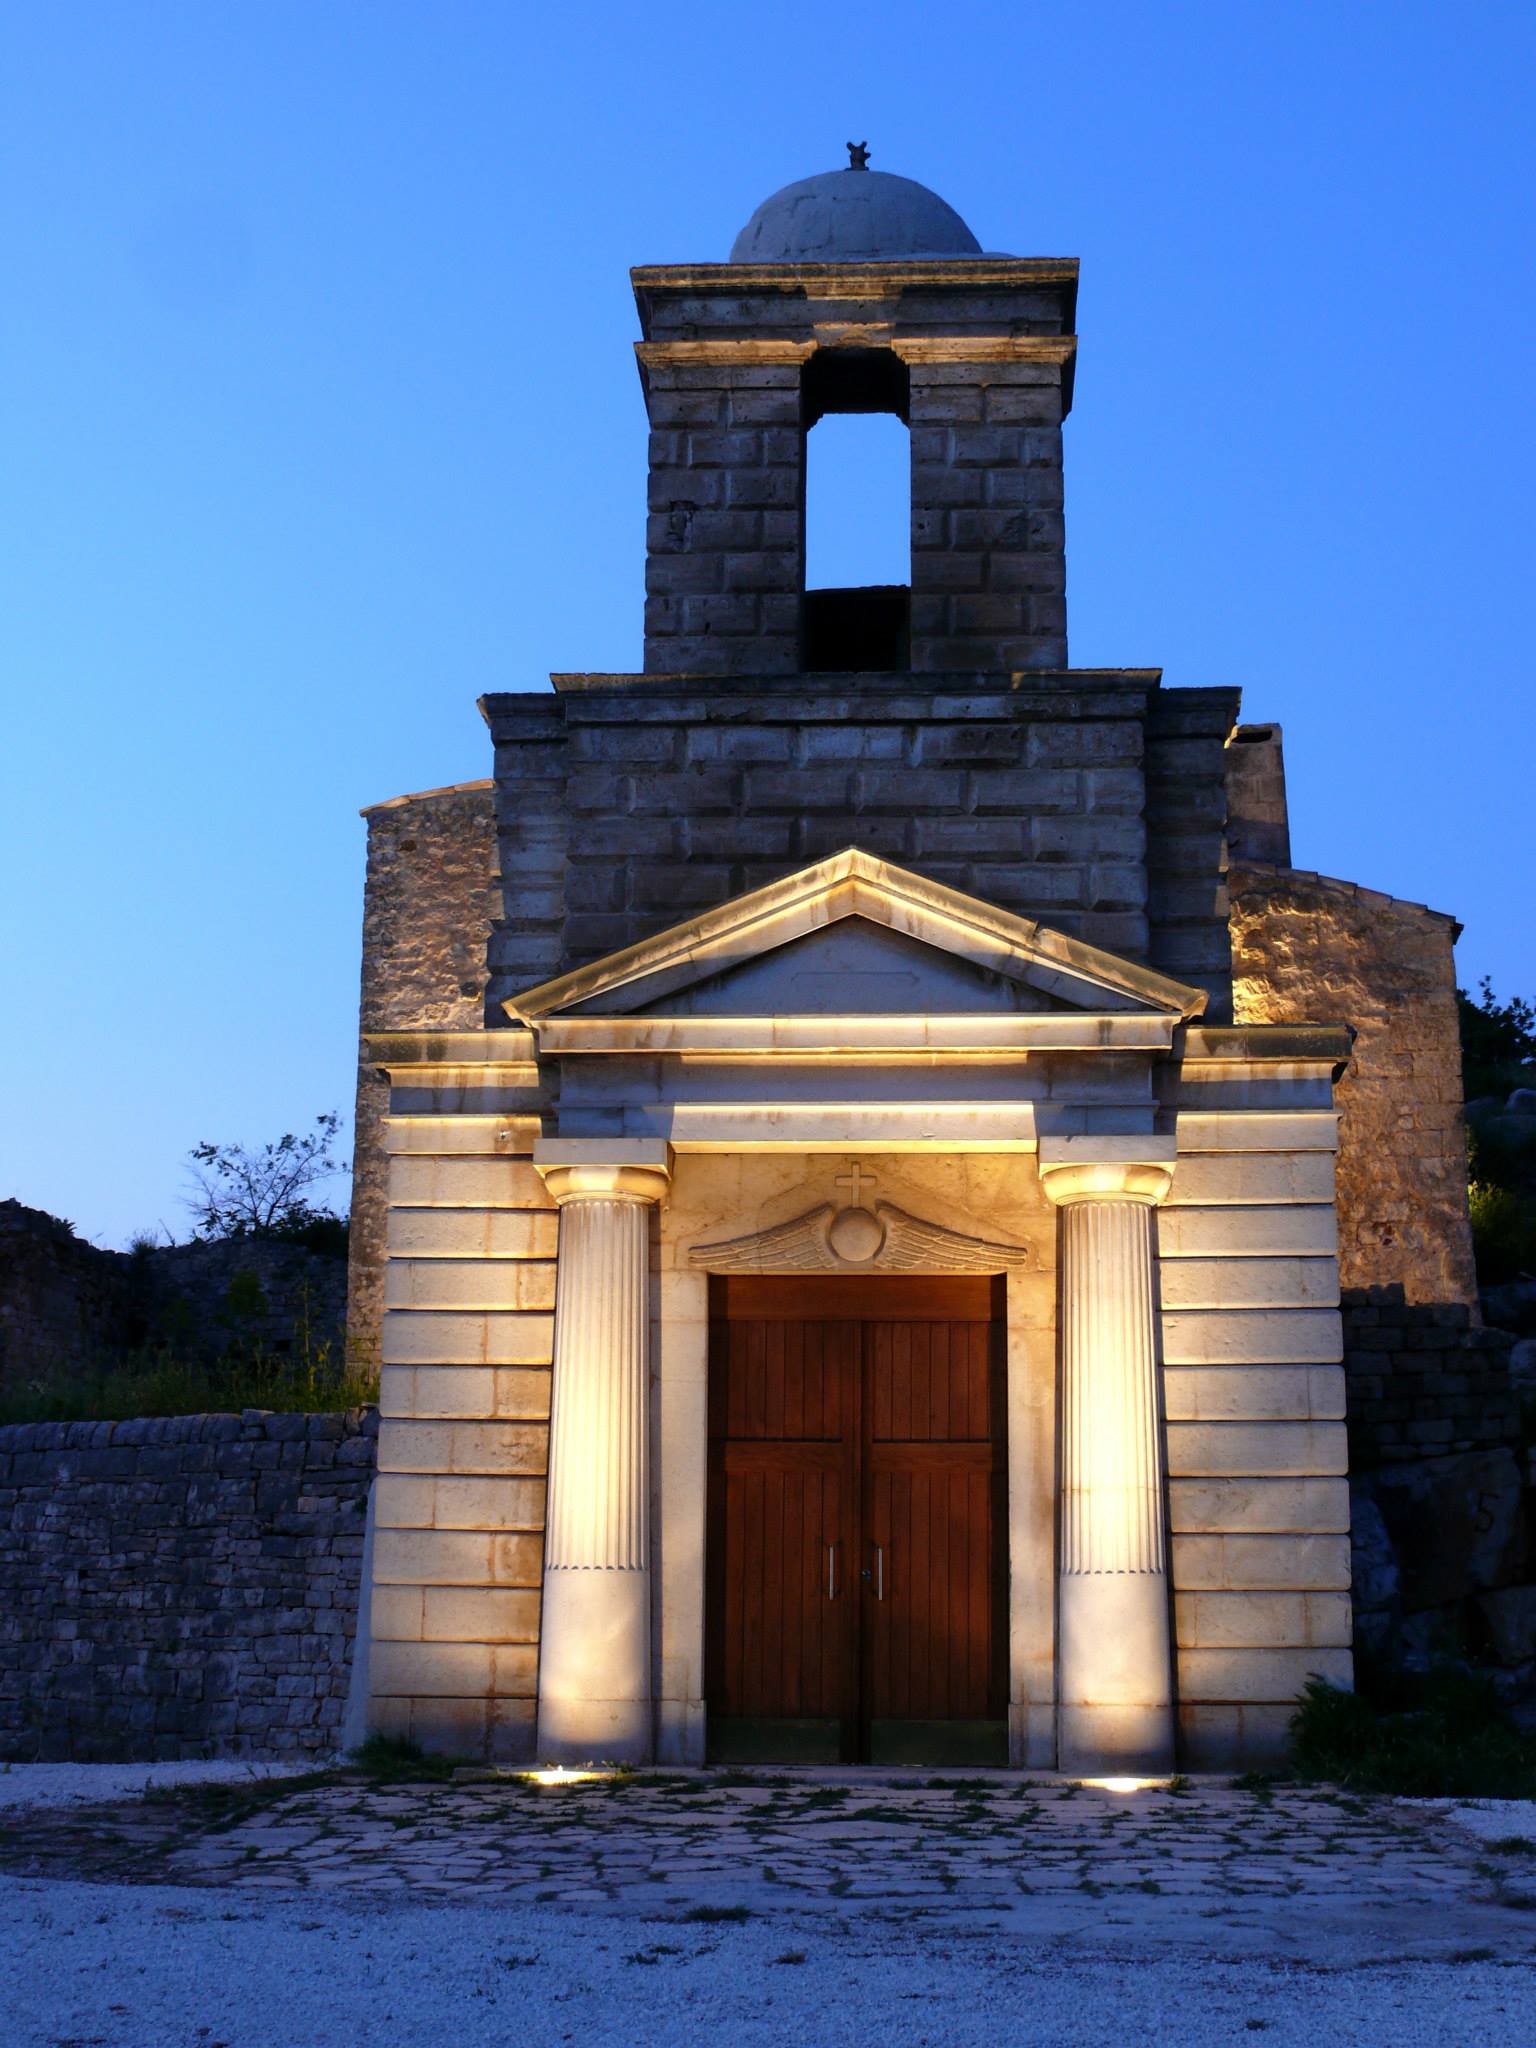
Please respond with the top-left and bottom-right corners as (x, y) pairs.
(1459, 977), (1536, 1102)
(186, 1112), (346, 1240)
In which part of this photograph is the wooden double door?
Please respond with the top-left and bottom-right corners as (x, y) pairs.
(705, 1274), (1008, 1765)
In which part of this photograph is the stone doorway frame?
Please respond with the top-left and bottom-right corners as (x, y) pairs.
(651, 1151), (1058, 1768)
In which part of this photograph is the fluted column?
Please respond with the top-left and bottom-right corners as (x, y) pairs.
(534, 1146), (670, 1764)
(1039, 1139), (1177, 1776)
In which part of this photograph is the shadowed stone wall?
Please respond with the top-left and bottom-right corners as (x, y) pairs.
(0, 1409), (377, 1761)
(481, 673), (1239, 1020)
(349, 782), (501, 1360)
(0, 1201), (347, 1391)
(1344, 1290), (1530, 1679)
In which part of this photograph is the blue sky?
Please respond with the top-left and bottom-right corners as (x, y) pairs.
(2, 1), (1532, 1248)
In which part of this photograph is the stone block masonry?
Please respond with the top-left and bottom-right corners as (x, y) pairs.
(632, 257), (1078, 676)
(366, 1051), (554, 1763)
(1158, 1083), (1354, 1766)
(0, 1408), (377, 1762)
(480, 670), (1239, 1021)
(350, 782), (503, 1361)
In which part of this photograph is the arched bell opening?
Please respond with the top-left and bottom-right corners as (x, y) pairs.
(801, 348), (911, 673)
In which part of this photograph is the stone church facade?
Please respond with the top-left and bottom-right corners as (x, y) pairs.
(346, 160), (1476, 1773)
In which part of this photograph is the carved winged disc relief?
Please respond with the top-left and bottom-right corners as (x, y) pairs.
(688, 1202), (1032, 1275)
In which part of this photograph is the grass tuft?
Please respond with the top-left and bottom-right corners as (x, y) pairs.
(1290, 1670), (1536, 1799)
(0, 1335), (376, 1425)
(348, 1735), (469, 1784)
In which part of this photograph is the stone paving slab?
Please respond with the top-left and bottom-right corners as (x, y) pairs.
(2, 1769), (1535, 1963)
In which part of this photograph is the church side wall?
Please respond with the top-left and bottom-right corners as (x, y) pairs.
(348, 783), (501, 1361)
(1160, 1090), (1354, 1768)
(366, 1091), (553, 1762)
(1228, 863), (1476, 1309)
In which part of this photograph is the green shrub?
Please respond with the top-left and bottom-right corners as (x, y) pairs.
(1291, 1669), (1536, 1798)
(0, 1333), (377, 1425)
(1459, 978), (1536, 1102)
(1468, 1180), (1536, 1286)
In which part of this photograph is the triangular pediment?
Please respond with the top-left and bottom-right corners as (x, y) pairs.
(503, 849), (1207, 1025)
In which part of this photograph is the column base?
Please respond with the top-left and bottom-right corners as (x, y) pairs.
(536, 1566), (653, 1766)
(1057, 1572), (1175, 1776)
(537, 1695), (652, 1766)
(1057, 1702), (1175, 1777)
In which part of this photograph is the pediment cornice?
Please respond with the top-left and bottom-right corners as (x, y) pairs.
(503, 848), (1207, 1032)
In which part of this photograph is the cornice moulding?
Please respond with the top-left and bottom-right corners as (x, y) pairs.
(536, 1015), (1175, 1057)
(635, 339), (816, 368)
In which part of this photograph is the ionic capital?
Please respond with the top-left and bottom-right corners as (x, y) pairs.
(1037, 1137), (1176, 1210)
(534, 1140), (672, 1208)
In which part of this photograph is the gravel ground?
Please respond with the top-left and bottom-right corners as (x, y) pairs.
(1429, 1799), (1536, 1847)
(2, 1768), (1534, 2046)
(3, 1876), (1535, 2048)
(0, 1760), (305, 1813)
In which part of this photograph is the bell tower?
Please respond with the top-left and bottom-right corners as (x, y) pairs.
(633, 153), (1076, 677)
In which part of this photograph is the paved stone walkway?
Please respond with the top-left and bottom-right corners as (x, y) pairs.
(4, 1769), (1535, 1961)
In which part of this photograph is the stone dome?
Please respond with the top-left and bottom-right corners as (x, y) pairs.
(729, 165), (983, 264)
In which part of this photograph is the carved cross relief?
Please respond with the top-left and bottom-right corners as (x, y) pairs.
(688, 1162), (1032, 1275)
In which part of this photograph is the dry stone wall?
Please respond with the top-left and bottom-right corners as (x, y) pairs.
(1342, 1288), (1530, 1678)
(0, 1409), (377, 1761)
(349, 782), (501, 1360)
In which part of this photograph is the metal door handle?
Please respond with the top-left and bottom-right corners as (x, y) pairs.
(826, 1543), (836, 1600)
(873, 1544), (885, 1601)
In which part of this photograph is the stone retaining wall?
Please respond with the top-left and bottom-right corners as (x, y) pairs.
(1343, 1291), (1533, 1680)
(0, 1409), (377, 1762)
(1343, 1288), (1519, 1468)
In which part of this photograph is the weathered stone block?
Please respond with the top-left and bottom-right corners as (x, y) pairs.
(1165, 1420), (1348, 1478)
(1176, 1645), (1352, 1702)
(380, 1310), (554, 1367)
(1158, 1206), (1339, 1258)
(1177, 1702), (1295, 1768)
(371, 1528), (542, 1588)
(1160, 1307), (1343, 1367)
(1174, 1590), (1351, 1650)
(377, 1421), (546, 1477)
(1169, 1477), (1351, 1535)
